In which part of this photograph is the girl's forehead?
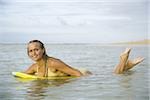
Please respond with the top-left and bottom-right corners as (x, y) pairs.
(28, 42), (41, 49)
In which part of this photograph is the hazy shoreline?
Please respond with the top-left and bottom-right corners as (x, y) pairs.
(113, 39), (150, 45)
(0, 40), (149, 45)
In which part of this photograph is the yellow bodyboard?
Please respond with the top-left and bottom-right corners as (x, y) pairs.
(12, 72), (75, 80)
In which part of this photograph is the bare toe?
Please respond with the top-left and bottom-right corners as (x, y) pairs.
(133, 57), (144, 65)
(124, 48), (131, 54)
(120, 48), (131, 61)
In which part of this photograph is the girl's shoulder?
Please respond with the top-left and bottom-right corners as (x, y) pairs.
(47, 57), (62, 68)
(31, 63), (38, 69)
(30, 63), (38, 67)
(47, 56), (61, 63)
(48, 57), (60, 61)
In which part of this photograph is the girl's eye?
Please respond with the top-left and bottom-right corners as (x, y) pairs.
(35, 49), (39, 51)
(29, 50), (32, 52)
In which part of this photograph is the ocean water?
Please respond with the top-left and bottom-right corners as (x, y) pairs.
(0, 44), (149, 100)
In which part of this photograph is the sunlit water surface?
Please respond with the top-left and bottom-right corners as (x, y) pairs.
(0, 44), (149, 100)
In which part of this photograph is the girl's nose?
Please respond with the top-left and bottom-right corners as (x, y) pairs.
(32, 51), (36, 55)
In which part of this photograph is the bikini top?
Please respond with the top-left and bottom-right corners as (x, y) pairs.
(36, 58), (67, 77)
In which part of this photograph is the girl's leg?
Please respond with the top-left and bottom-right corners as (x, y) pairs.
(124, 57), (144, 71)
(114, 48), (131, 74)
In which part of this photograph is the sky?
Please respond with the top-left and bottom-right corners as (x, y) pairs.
(0, 0), (148, 43)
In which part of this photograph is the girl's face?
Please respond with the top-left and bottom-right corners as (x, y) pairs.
(28, 42), (44, 61)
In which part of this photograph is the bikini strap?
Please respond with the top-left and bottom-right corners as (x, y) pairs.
(44, 58), (48, 77)
(37, 65), (39, 74)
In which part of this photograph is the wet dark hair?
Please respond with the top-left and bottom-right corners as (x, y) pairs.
(27, 40), (47, 56)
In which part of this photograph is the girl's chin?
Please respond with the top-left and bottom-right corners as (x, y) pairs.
(31, 58), (41, 61)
